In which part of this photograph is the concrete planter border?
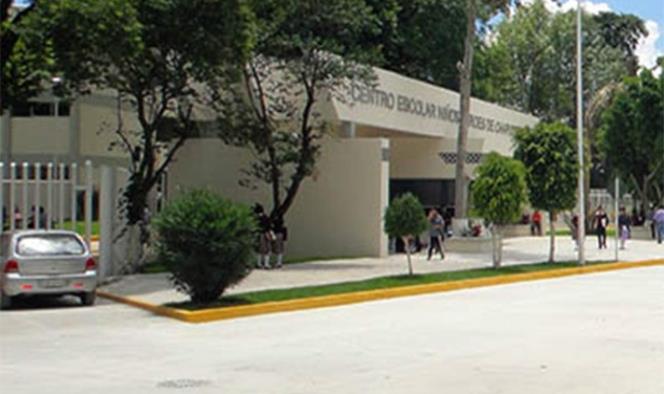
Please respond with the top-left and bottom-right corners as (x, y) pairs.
(97, 258), (664, 324)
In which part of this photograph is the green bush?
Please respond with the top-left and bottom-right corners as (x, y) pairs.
(384, 193), (428, 276)
(153, 190), (256, 304)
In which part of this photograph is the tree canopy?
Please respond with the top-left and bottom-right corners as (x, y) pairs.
(599, 70), (664, 208)
(474, 0), (647, 122)
(471, 152), (526, 266)
(514, 122), (578, 262)
(218, 0), (391, 226)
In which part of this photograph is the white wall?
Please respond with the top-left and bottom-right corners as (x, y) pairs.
(389, 137), (487, 179)
(10, 117), (69, 155)
(168, 137), (389, 258)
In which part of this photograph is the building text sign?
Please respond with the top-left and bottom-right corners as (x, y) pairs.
(349, 83), (520, 135)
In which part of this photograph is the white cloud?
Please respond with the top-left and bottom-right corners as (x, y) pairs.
(520, 0), (610, 15)
(635, 21), (661, 74)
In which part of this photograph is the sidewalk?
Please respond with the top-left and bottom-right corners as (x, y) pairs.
(99, 236), (664, 305)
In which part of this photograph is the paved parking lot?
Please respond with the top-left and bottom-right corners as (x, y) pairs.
(1, 265), (663, 394)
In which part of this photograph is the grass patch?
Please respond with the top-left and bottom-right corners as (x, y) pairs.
(170, 260), (612, 310)
(546, 228), (616, 237)
(55, 221), (100, 237)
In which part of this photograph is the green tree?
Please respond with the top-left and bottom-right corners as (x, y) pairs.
(474, 1), (645, 122)
(372, 0), (466, 90)
(600, 70), (664, 210)
(474, 1), (647, 226)
(514, 122), (578, 263)
(40, 0), (253, 270)
(0, 0), (47, 113)
(153, 190), (257, 304)
(471, 152), (526, 267)
(218, 0), (391, 229)
(454, 0), (511, 220)
(384, 193), (428, 276)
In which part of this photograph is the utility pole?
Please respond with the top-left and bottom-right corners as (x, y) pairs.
(576, 0), (586, 265)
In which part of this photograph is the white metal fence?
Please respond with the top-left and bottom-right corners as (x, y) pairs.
(0, 161), (94, 246)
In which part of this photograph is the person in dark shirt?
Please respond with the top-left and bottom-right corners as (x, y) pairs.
(253, 204), (273, 269)
(618, 206), (631, 250)
(271, 217), (287, 269)
(593, 206), (609, 249)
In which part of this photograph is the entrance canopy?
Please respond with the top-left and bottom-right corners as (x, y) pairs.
(330, 67), (538, 154)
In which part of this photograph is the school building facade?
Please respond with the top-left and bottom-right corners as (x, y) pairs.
(1, 67), (538, 259)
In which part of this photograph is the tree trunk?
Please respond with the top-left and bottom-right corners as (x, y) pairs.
(491, 225), (502, 268)
(548, 211), (555, 263)
(403, 236), (413, 276)
(454, 0), (477, 219)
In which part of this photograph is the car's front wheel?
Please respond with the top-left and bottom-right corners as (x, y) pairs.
(0, 292), (12, 310)
(80, 291), (96, 306)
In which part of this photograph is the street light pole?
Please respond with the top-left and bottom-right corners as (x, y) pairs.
(576, 0), (586, 265)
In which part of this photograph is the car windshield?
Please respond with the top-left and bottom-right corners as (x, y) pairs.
(16, 234), (85, 256)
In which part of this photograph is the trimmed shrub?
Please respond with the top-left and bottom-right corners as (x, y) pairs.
(153, 190), (256, 303)
(384, 193), (428, 275)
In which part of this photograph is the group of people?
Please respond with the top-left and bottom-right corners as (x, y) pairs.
(566, 204), (664, 250)
(2, 205), (49, 230)
(253, 204), (287, 270)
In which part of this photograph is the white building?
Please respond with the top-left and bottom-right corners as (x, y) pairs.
(1, 66), (538, 258)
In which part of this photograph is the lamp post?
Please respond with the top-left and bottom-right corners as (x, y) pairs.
(576, 0), (586, 265)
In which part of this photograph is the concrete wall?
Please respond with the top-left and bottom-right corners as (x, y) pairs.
(78, 98), (140, 160)
(167, 137), (389, 258)
(389, 137), (487, 179)
(10, 117), (69, 155)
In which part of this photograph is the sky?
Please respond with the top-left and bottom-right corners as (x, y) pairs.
(523, 0), (664, 71)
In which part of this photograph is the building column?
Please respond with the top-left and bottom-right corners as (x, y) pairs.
(379, 138), (390, 257)
(0, 113), (11, 166)
(69, 100), (81, 164)
(341, 121), (356, 138)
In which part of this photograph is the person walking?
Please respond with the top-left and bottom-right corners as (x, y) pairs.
(594, 206), (609, 249)
(618, 206), (631, 250)
(271, 217), (287, 269)
(427, 209), (445, 260)
(531, 210), (542, 236)
(571, 213), (579, 251)
(653, 204), (664, 244)
(253, 204), (273, 269)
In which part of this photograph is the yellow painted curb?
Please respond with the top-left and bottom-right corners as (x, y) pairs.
(98, 258), (664, 324)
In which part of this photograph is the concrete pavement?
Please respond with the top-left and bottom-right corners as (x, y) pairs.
(1, 264), (663, 393)
(100, 236), (664, 305)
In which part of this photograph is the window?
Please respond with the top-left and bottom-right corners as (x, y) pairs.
(57, 101), (71, 116)
(10, 101), (69, 117)
(32, 102), (55, 116)
(16, 234), (85, 256)
(11, 102), (31, 117)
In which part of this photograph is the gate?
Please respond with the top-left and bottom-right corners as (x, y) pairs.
(0, 161), (95, 246)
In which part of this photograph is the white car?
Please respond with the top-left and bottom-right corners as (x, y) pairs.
(1, 230), (97, 309)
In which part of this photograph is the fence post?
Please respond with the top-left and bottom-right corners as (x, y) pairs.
(614, 177), (619, 262)
(22, 162), (28, 230)
(9, 162), (15, 231)
(85, 161), (93, 247)
(34, 162), (41, 229)
(0, 162), (3, 231)
(46, 163), (53, 230)
(71, 163), (78, 232)
(99, 165), (115, 278)
(58, 162), (65, 229)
